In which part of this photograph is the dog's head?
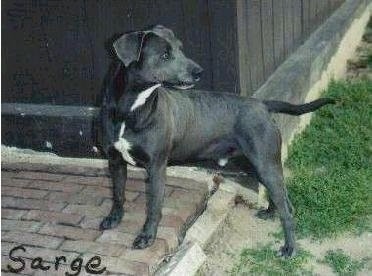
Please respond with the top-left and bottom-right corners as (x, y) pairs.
(113, 25), (203, 89)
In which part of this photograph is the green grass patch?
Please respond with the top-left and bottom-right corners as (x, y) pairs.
(323, 249), (366, 276)
(367, 54), (372, 68)
(230, 244), (312, 276)
(285, 80), (372, 238)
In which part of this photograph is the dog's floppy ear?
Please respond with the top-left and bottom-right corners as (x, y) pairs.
(113, 31), (147, 67)
(152, 25), (182, 48)
(152, 25), (175, 38)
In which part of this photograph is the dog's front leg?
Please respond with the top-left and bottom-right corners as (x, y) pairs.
(100, 149), (127, 230)
(133, 161), (166, 249)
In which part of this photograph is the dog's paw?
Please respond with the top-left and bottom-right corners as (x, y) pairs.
(278, 245), (296, 258)
(99, 211), (123, 230)
(256, 208), (275, 220)
(132, 232), (155, 249)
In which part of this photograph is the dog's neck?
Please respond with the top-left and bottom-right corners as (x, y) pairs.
(116, 66), (161, 116)
(122, 67), (160, 94)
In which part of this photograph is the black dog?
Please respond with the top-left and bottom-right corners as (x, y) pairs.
(100, 25), (333, 257)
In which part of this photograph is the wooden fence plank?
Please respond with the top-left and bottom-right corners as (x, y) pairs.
(88, 1), (134, 105)
(236, 0), (252, 96)
(208, 0), (239, 93)
(293, 0), (302, 48)
(182, 0), (213, 90)
(309, 0), (317, 34)
(2, 0), (97, 106)
(316, 0), (323, 26)
(272, 0), (285, 67)
(301, 0), (310, 40)
(246, 0), (264, 91)
(260, 0), (275, 79)
(283, 0), (294, 57)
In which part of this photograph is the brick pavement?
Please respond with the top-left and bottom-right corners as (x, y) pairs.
(1, 165), (209, 275)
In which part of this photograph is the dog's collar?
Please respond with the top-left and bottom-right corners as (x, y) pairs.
(130, 83), (161, 111)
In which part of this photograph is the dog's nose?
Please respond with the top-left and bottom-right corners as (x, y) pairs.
(192, 66), (203, 82)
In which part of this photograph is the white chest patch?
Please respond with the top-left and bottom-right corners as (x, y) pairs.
(218, 158), (228, 167)
(130, 83), (161, 111)
(114, 122), (136, 165)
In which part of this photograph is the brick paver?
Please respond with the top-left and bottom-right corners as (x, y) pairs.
(24, 210), (83, 225)
(1, 219), (43, 233)
(1, 197), (66, 212)
(2, 209), (27, 220)
(1, 165), (208, 275)
(2, 231), (64, 249)
(39, 223), (101, 241)
(60, 240), (123, 256)
(2, 186), (49, 199)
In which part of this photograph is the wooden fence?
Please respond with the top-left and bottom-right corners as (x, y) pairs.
(2, 0), (345, 107)
(238, 0), (345, 96)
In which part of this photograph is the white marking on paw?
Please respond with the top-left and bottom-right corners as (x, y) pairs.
(79, 130), (83, 136)
(45, 141), (53, 149)
(114, 122), (136, 165)
(130, 84), (161, 111)
(218, 158), (228, 167)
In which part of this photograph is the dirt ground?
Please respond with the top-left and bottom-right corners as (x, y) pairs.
(199, 205), (371, 275)
(199, 20), (372, 276)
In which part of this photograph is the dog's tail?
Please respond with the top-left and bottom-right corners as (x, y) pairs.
(264, 98), (335, 115)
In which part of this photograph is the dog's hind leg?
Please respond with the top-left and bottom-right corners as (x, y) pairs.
(100, 148), (127, 230)
(258, 163), (295, 257)
(133, 160), (167, 249)
(257, 184), (294, 220)
(237, 122), (295, 257)
(256, 196), (276, 219)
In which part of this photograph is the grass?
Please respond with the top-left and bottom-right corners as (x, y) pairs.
(367, 54), (372, 68)
(323, 249), (367, 276)
(285, 80), (372, 238)
(230, 244), (312, 276)
(363, 17), (372, 67)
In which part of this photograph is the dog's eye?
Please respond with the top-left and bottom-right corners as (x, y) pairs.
(161, 52), (170, 61)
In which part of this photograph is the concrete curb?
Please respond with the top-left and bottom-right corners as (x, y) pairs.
(184, 188), (236, 248)
(155, 242), (206, 276)
(154, 178), (257, 276)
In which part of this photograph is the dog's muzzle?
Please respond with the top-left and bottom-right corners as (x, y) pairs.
(173, 66), (203, 90)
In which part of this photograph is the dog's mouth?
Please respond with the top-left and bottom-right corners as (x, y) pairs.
(173, 83), (195, 90)
(164, 81), (195, 90)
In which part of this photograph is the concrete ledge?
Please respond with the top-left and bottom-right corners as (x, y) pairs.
(184, 189), (236, 248)
(155, 242), (206, 276)
(1, 103), (101, 158)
